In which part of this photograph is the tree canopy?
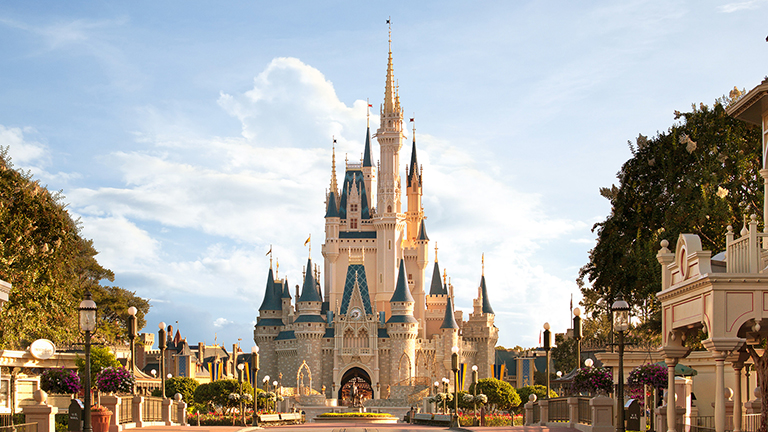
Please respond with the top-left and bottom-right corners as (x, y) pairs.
(471, 378), (520, 412)
(0, 149), (150, 348)
(578, 96), (762, 339)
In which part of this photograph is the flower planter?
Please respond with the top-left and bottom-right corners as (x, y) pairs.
(91, 411), (112, 432)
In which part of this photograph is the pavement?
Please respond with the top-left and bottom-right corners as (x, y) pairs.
(129, 424), (581, 432)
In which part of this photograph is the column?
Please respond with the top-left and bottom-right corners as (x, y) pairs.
(666, 358), (677, 432)
(733, 364), (743, 432)
(715, 354), (727, 432)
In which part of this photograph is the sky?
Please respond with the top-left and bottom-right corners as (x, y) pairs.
(0, 1), (766, 352)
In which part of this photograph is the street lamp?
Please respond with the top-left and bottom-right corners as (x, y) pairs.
(451, 345), (461, 428)
(543, 322), (552, 399)
(79, 291), (97, 432)
(612, 295), (630, 432)
(442, 377), (449, 414)
(237, 363), (245, 426)
(573, 307), (583, 371)
(585, 358), (593, 368)
(127, 307), (137, 395)
(251, 345), (259, 427)
(472, 365), (478, 424)
(158, 322), (166, 398)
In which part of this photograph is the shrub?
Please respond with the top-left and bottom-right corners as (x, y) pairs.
(165, 376), (198, 403)
(471, 378), (521, 412)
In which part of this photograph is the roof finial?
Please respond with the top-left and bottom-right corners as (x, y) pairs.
(367, 98), (371, 128)
(267, 244), (273, 268)
(482, 253), (485, 276)
(412, 114), (416, 139)
(443, 269), (447, 286)
(387, 17), (391, 51)
(304, 234), (311, 258)
(330, 137), (338, 194)
(276, 257), (279, 278)
(434, 242), (438, 263)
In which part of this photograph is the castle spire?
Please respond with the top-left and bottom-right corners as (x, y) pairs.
(330, 137), (338, 195)
(383, 19), (396, 117)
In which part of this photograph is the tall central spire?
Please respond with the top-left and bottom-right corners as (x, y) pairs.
(383, 23), (396, 116)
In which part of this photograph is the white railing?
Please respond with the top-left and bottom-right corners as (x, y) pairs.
(725, 216), (767, 274)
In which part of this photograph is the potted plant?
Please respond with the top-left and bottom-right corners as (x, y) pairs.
(95, 367), (134, 394)
(571, 366), (613, 396)
(90, 404), (113, 432)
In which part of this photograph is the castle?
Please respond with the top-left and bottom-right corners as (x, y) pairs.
(253, 34), (498, 405)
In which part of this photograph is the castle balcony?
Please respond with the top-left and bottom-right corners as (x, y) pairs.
(724, 216), (768, 274)
(341, 347), (372, 356)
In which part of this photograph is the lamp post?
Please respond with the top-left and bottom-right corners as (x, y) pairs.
(158, 322), (166, 398)
(251, 345), (259, 427)
(556, 371), (563, 396)
(612, 295), (630, 432)
(573, 307), (582, 371)
(543, 322), (552, 399)
(237, 363), (245, 426)
(472, 365), (478, 423)
(263, 375), (270, 392)
(127, 307), (137, 395)
(451, 345), (461, 428)
(79, 291), (97, 432)
(442, 377), (449, 414)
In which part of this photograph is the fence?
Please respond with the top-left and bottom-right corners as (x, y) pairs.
(548, 398), (568, 422)
(142, 397), (163, 422)
(526, 396), (610, 432)
(0, 423), (37, 432)
(578, 398), (592, 425)
(119, 396), (133, 424)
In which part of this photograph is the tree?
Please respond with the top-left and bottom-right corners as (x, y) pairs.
(0, 149), (150, 348)
(516, 385), (557, 409)
(76, 345), (120, 388)
(471, 378), (520, 413)
(194, 379), (255, 412)
(165, 377), (199, 404)
(578, 96), (761, 339)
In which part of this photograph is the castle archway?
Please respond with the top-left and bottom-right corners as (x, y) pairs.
(338, 367), (372, 406)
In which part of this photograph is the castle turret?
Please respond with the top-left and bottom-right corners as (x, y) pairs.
(387, 259), (418, 384)
(323, 145), (342, 302)
(362, 125), (376, 210)
(254, 266), (283, 384)
(295, 257), (325, 391)
(425, 247), (449, 338)
(465, 257), (498, 380)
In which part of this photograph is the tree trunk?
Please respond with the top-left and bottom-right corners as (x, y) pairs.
(746, 346), (768, 432)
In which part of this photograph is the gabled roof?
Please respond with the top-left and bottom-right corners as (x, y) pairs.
(339, 264), (373, 315)
(325, 191), (339, 218)
(258, 267), (282, 311)
(339, 170), (371, 220)
(298, 258), (323, 303)
(440, 296), (459, 329)
(362, 126), (373, 167)
(390, 259), (414, 303)
(428, 262), (446, 295)
(417, 219), (429, 241)
(479, 275), (494, 314)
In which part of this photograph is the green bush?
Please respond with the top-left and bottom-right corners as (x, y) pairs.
(470, 378), (521, 412)
(165, 376), (198, 402)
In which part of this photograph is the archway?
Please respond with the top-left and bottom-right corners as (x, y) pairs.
(338, 367), (372, 406)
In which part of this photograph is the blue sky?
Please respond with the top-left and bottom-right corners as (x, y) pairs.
(1, 1), (766, 351)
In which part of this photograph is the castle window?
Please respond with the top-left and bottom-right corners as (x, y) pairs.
(350, 218), (358, 229)
(387, 205), (392, 212)
(350, 204), (358, 212)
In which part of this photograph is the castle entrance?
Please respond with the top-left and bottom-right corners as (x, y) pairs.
(338, 367), (372, 406)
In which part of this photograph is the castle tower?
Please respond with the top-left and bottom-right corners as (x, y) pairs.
(373, 29), (408, 318)
(362, 124), (376, 209)
(464, 258), (498, 380)
(295, 257), (325, 391)
(386, 259), (418, 385)
(403, 125), (429, 331)
(254, 266), (284, 384)
(425, 248), (449, 339)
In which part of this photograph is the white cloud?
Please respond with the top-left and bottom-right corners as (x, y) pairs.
(717, 1), (764, 13)
(212, 318), (231, 328)
(0, 126), (48, 165)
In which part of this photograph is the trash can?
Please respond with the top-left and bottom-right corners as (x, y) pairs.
(625, 399), (641, 431)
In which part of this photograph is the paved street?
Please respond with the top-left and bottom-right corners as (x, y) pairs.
(130, 424), (581, 432)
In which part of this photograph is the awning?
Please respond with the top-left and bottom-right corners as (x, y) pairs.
(655, 361), (698, 377)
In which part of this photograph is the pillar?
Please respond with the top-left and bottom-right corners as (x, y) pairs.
(666, 358), (677, 432)
(715, 354), (727, 432)
(162, 397), (172, 426)
(99, 395), (120, 432)
(133, 396), (145, 428)
(539, 399), (549, 426)
(22, 391), (58, 432)
(733, 364), (743, 432)
(591, 394), (616, 432)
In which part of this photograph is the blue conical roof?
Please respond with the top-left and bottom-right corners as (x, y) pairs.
(429, 262), (446, 295)
(363, 127), (373, 167)
(390, 259), (414, 302)
(407, 139), (421, 188)
(259, 267), (282, 311)
(325, 191), (339, 218)
(480, 275), (494, 314)
(440, 296), (459, 329)
(281, 277), (291, 299)
(417, 219), (429, 241)
(298, 258), (323, 303)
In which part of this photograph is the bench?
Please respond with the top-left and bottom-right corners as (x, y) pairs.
(412, 413), (451, 426)
(279, 413), (302, 422)
(258, 414), (281, 422)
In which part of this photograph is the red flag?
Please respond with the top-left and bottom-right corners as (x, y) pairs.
(409, 118), (414, 122)
(539, 330), (542, 345)
(368, 104), (372, 107)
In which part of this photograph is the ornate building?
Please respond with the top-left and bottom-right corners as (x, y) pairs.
(253, 35), (498, 405)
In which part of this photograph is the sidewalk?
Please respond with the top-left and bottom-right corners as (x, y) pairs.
(129, 423), (582, 432)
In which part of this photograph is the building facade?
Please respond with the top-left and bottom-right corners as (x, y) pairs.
(253, 38), (498, 404)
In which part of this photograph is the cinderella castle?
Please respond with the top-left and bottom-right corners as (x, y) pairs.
(253, 32), (499, 406)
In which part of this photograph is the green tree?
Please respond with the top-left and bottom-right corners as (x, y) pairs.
(551, 333), (577, 373)
(75, 345), (120, 388)
(194, 379), (255, 411)
(0, 149), (150, 349)
(470, 378), (521, 413)
(516, 385), (557, 409)
(578, 96), (761, 339)
(165, 377), (199, 403)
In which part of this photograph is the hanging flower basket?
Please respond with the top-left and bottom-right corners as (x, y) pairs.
(40, 369), (81, 395)
(627, 363), (667, 389)
(571, 366), (613, 395)
(95, 367), (134, 394)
